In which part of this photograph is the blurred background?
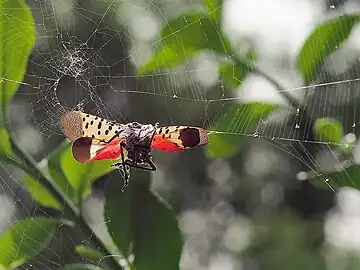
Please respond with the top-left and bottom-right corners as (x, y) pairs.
(2, 0), (360, 269)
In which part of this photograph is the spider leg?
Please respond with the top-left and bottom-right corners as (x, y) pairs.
(123, 134), (156, 171)
(110, 125), (158, 190)
(148, 127), (157, 145)
(101, 131), (122, 144)
(113, 146), (156, 171)
(143, 155), (157, 171)
(111, 141), (130, 191)
(123, 155), (157, 171)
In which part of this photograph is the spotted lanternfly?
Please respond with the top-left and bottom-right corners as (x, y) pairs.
(59, 111), (209, 190)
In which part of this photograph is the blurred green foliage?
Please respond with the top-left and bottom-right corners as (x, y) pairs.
(139, 12), (230, 74)
(0, 127), (11, 158)
(60, 145), (114, 199)
(0, 0), (35, 106)
(218, 61), (249, 89)
(248, 213), (326, 270)
(297, 14), (360, 84)
(314, 118), (344, 144)
(75, 245), (105, 262)
(0, 0), (359, 269)
(207, 103), (278, 157)
(311, 164), (360, 189)
(203, 0), (223, 21)
(0, 217), (57, 269)
(62, 264), (104, 270)
(23, 174), (62, 209)
(105, 171), (183, 270)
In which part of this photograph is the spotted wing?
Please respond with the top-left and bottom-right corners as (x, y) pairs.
(151, 126), (209, 152)
(60, 111), (126, 163)
(59, 111), (124, 142)
(71, 137), (125, 163)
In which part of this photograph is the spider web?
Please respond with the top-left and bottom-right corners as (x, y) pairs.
(1, 0), (360, 269)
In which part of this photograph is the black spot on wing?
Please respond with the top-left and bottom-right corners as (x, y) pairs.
(73, 136), (92, 147)
(72, 137), (92, 163)
(179, 128), (200, 148)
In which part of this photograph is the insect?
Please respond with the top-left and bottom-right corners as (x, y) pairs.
(59, 111), (209, 190)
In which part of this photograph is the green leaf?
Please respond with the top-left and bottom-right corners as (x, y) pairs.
(297, 14), (360, 83)
(0, 217), (57, 269)
(104, 181), (132, 258)
(0, 127), (12, 157)
(26, 141), (76, 209)
(218, 61), (249, 88)
(201, 18), (231, 53)
(311, 164), (360, 189)
(62, 264), (104, 270)
(0, 0), (35, 106)
(60, 145), (114, 199)
(161, 13), (205, 50)
(246, 48), (258, 62)
(138, 45), (198, 75)
(203, 0), (223, 21)
(207, 133), (242, 158)
(132, 178), (183, 270)
(104, 171), (183, 270)
(207, 103), (278, 157)
(23, 174), (62, 210)
(44, 141), (77, 203)
(314, 117), (344, 144)
(139, 13), (230, 74)
(75, 245), (105, 262)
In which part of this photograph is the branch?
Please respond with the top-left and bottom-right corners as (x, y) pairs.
(231, 53), (311, 120)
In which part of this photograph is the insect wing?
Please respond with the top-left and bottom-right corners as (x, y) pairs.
(72, 137), (124, 163)
(151, 126), (209, 152)
(60, 111), (124, 142)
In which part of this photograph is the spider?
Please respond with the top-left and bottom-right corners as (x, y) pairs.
(106, 122), (159, 190)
